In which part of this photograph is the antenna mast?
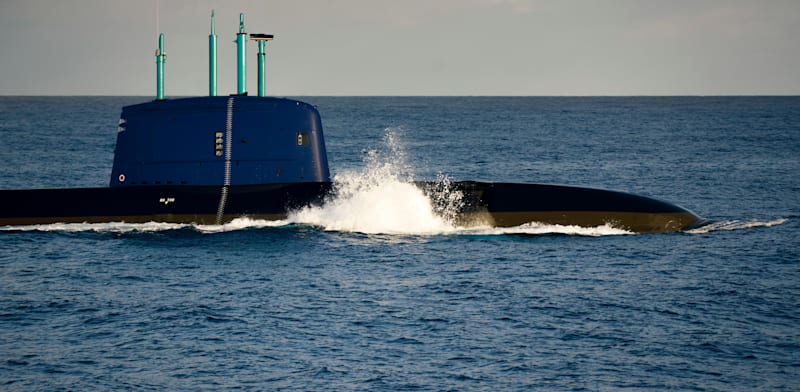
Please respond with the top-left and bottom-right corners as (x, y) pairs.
(236, 13), (247, 95)
(155, 33), (165, 100)
(209, 10), (217, 96)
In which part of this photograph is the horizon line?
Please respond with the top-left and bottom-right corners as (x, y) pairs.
(2, 94), (799, 98)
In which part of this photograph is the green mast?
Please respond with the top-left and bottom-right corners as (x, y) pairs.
(209, 10), (217, 96)
(257, 40), (266, 96)
(236, 13), (247, 95)
(155, 33), (165, 101)
(250, 34), (274, 97)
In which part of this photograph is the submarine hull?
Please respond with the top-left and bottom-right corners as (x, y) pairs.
(0, 181), (701, 233)
(0, 183), (330, 226)
(443, 182), (702, 233)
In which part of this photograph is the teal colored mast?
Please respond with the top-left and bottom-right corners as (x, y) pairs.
(236, 13), (247, 95)
(256, 40), (266, 96)
(156, 33), (165, 100)
(250, 33), (274, 97)
(209, 10), (217, 96)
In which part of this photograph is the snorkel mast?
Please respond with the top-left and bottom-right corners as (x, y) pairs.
(155, 33), (165, 100)
(209, 10), (217, 96)
(235, 13), (247, 95)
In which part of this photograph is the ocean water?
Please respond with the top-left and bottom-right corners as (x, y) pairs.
(0, 96), (798, 390)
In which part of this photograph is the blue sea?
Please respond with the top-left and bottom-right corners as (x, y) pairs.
(1, 96), (798, 390)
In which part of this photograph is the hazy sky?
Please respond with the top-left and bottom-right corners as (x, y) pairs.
(1, 0), (798, 96)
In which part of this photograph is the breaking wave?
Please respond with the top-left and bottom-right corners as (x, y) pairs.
(289, 130), (462, 235)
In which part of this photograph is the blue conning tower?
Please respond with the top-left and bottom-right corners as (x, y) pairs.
(111, 96), (330, 187)
(110, 12), (329, 188)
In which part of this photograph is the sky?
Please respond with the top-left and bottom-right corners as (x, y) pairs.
(0, 0), (798, 96)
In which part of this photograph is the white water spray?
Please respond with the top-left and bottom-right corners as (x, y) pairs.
(290, 129), (461, 235)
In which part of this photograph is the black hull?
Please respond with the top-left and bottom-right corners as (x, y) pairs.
(0, 183), (331, 226)
(0, 182), (702, 233)
(440, 182), (703, 233)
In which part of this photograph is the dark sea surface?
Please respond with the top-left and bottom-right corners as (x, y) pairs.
(0, 96), (798, 390)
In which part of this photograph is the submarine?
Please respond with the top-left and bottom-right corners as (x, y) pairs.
(0, 12), (702, 233)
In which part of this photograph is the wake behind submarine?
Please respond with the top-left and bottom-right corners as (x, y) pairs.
(0, 12), (702, 233)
